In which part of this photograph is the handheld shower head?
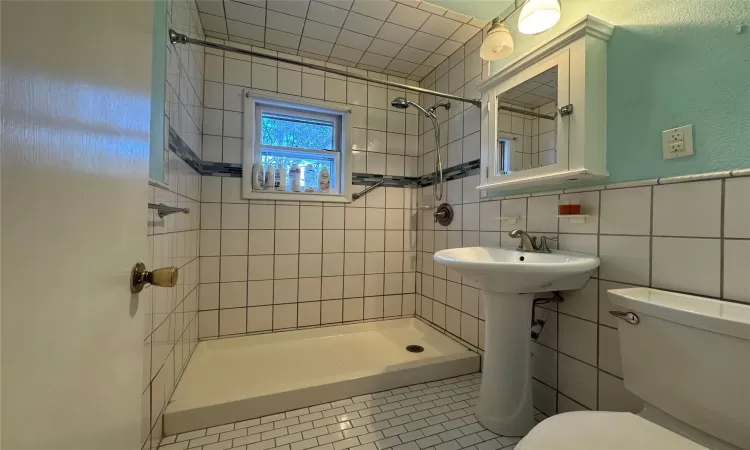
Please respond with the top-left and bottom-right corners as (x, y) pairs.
(391, 97), (409, 109)
(390, 97), (431, 117)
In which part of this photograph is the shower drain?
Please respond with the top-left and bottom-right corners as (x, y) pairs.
(406, 345), (424, 353)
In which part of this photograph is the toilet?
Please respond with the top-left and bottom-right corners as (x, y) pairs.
(517, 287), (750, 450)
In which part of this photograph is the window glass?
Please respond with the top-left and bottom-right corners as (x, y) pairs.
(261, 112), (335, 150)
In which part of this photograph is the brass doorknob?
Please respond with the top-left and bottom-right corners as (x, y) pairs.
(130, 262), (178, 293)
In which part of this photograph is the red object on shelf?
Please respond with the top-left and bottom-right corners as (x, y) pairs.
(559, 204), (571, 215)
(568, 204), (582, 215)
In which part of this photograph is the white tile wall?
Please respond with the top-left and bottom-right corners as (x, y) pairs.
(144, 1), (205, 447)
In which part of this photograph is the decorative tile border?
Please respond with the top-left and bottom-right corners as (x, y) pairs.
(202, 161), (242, 177)
(168, 127), (202, 174)
(170, 127), (483, 186)
(352, 173), (418, 187)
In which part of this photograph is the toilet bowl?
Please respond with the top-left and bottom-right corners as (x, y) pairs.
(516, 288), (750, 450)
(516, 411), (706, 449)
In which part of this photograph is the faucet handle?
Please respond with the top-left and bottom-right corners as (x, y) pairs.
(538, 236), (558, 253)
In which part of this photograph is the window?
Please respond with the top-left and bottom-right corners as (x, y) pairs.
(243, 94), (351, 202)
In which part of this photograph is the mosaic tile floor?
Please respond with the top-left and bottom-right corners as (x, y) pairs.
(159, 373), (545, 450)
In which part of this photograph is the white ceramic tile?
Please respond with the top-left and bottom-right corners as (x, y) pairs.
(303, 20), (341, 43)
(387, 4), (429, 30)
(298, 302), (321, 327)
(322, 276), (344, 300)
(558, 314), (597, 366)
(222, 203), (249, 229)
(724, 240), (750, 303)
(559, 278), (598, 322)
(248, 280), (274, 306)
(220, 308), (247, 336)
(273, 304), (298, 329)
(652, 237), (720, 297)
(275, 254), (300, 279)
(275, 230), (301, 254)
(558, 354), (597, 409)
(274, 279), (299, 304)
(249, 204), (276, 229)
(247, 305), (273, 332)
(725, 177), (750, 238)
(307, 1), (348, 27)
(302, 73), (325, 99)
(248, 255), (274, 281)
(600, 187), (652, 235)
(221, 230), (249, 255)
(363, 296), (384, 319)
(343, 297), (364, 321)
(276, 205), (301, 229)
(531, 379), (556, 417)
(321, 299), (343, 323)
(527, 195), (558, 233)
(599, 236), (650, 285)
(653, 180), (721, 237)
(278, 68), (303, 95)
(531, 342), (557, 389)
(218, 255), (246, 283)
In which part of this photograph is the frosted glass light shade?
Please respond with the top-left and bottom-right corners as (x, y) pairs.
(518, 0), (561, 35)
(480, 23), (514, 61)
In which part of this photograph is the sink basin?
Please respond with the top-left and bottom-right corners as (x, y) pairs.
(434, 247), (599, 293)
(433, 247), (600, 437)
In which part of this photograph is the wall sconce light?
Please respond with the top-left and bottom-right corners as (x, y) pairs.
(480, 0), (561, 61)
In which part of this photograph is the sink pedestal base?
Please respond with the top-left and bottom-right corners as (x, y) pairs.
(476, 292), (537, 436)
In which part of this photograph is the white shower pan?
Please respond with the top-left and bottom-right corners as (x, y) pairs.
(163, 318), (480, 435)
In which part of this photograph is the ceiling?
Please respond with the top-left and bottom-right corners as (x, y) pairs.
(195, 0), (490, 80)
(428, 0), (515, 21)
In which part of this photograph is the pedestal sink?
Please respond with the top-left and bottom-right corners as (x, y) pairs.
(433, 247), (599, 436)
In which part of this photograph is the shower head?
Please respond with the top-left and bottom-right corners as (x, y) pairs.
(391, 97), (409, 109)
(390, 97), (432, 117)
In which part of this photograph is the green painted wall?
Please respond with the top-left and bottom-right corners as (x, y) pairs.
(484, 0), (750, 189)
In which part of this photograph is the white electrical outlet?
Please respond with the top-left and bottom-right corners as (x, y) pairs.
(662, 124), (694, 160)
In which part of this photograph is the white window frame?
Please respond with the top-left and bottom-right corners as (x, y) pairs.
(242, 91), (352, 203)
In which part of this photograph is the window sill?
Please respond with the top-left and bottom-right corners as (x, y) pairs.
(245, 190), (350, 203)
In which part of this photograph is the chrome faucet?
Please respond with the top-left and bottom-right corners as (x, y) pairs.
(508, 229), (558, 253)
(509, 229), (536, 251)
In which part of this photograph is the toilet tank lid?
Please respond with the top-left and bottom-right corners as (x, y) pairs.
(608, 288), (750, 340)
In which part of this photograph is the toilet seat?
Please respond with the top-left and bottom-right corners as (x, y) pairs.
(516, 411), (707, 450)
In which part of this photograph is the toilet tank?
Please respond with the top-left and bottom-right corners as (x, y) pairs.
(608, 288), (750, 450)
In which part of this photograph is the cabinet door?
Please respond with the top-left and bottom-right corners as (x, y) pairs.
(484, 50), (571, 187)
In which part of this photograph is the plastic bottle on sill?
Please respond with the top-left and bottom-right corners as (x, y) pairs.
(318, 167), (330, 193)
(304, 164), (317, 192)
(289, 163), (301, 192)
(252, 163), (264, 190)
(276, 164), (287, 191)
(264, 164), (274, 190)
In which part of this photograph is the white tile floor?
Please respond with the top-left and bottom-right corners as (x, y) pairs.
(159, 373), (545, 450)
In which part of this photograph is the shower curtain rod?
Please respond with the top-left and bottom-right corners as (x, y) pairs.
(169, 30), (482, 108)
